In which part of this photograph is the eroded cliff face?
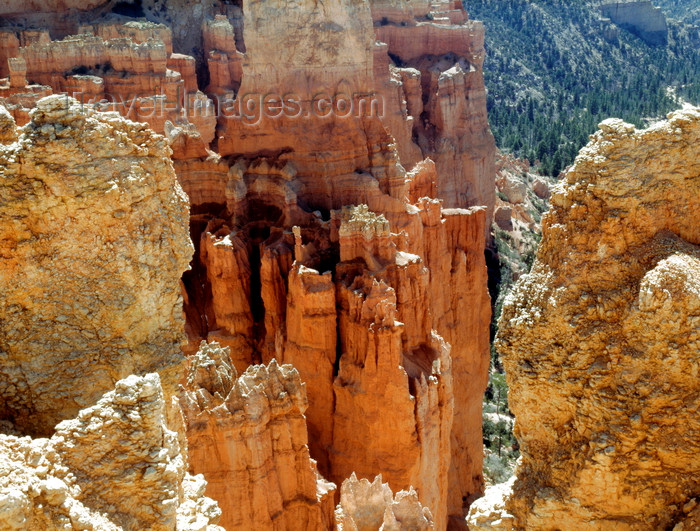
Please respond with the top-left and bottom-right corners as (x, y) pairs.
(599, 1), (668, 45)
(371, 0), (496, 222)
(0, 95), (192, 436)
(468, 108), (700, 530)
(179, 341), (336, 531)
(0, 373), (222, 531)
(0, 0), (495, 527)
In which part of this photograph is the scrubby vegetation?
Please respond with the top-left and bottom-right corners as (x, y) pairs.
(468, 0), (700, 176)
(476, 0), (700, 485)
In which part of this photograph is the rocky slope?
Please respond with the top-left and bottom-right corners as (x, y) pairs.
(468, 0), (700, 176)
(468, 108), (700, 529)
(0, 0), (496, 528)
(655, 0), (700, 24)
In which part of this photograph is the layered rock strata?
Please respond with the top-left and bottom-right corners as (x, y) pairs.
(335, 473), (434, 530)
(0, 373), (222, 531)
(468, 108), (700, 529)
(0, 95), (192, 435)
(179, 341), (336, 531)
(0, 17), (216, 147)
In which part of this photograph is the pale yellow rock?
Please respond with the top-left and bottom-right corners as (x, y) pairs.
(0, 95), (193, 436)
(469, 107), (700, 530)
(0, 373), (223, 531)
(0, 105), (18, 144)
(466, 477), (515, 530)
(335, 473), (434, 531)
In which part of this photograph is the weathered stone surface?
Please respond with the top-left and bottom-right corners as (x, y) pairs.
(496, 173), (526, 204)
(494, 206), (513, 231)
(0, 373), (222, 531)
(0, 95), (192, 435)
(0, 105), (18, 143)
(179, 341), (336, 531)
(532, 177), (550, 199)
(469, 108), (700, 530)
(371, 0), (496, 230)
(335, 473), (434, 531)
(0, 1), (110, 15)
(202, 15), (243, 95)
(0, 19), (213, 138)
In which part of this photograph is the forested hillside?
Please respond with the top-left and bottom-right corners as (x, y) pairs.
(656, 0), (700, 23)
(466, 0), (700, 176)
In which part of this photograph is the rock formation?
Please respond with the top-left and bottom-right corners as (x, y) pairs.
(180, 1), (493, 523)
(0, 95), (192, 436)
(0, 0), (496, 526)
(179, 341), (336, 531)
(0, 372), (222, 530)
(371, 0), (496, 227)
(468, 108), (700, 529)
(599, 1), (669, 45)
(335, 473), (434, 531)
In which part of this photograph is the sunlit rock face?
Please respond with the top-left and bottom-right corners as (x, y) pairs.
(179, 342), (336, 531)
(468, 108), (700, 530)
(335, 473), (435, 531)
(0, 96), (192, 436)
(599, 1), (668, 46)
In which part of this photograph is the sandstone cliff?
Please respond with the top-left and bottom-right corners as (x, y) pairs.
(468, 108), (700, 529)
(0, 95), (192, 436)
(179, 341), (336, 530)
(0, 373), (222, 530)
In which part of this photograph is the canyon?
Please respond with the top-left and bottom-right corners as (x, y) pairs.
(0, 0), (495, 529)
(2, 0), (697, 530)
